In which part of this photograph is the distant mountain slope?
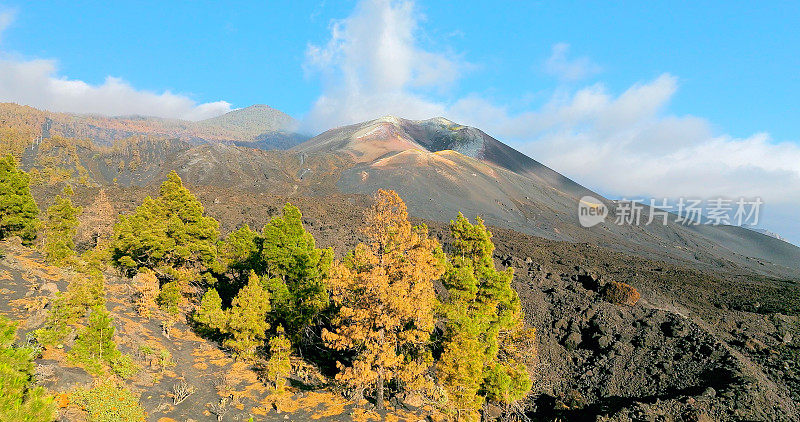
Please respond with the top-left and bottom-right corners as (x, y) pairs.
(294, 116), (425, 162)
(296, 116), (596, 199)
(294, 116), (800, 278)
(744, 226), (789, 242)
(197, 104), (310, 150)
(197, 104), (296, 138)
(0, 102), (307, 149)
(6, 105), (798, 279)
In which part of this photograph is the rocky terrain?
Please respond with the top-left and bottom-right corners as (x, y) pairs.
(3, 189), (798, 420)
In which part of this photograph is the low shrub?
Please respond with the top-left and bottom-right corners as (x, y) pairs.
(70, 381), (146, 422)
(137, 345), (153, 357)
(158, 349), (175, 370)
(603, 281), (641, 306)
(110, 354), (139, 379)
(171, 379), (195, 405)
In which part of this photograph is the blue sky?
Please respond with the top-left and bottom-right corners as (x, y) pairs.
(0, 0), (798, 243)
(2, 1), (798, 141)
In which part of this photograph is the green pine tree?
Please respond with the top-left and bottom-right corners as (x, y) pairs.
(220, 224), (261, 278)
(259, 203), (332, 340)
(43, 185), (82, 265)
(438, 327), (485, 420)
(195, 272), (272, 360)
(34, 292), (77, 346)
(222, 271), (271, 360)
(437, 214), (534, 416)
(111, 171), (220, 276)
(156, 281), (183, 338)
(111, 196), (166, 273)
(0, 154), (38, 242)
(69, 305), (121, 374)
(437, 264), (486, 420)
(36, 272), (106, 347)
(157, 281), (182, 318)
(212, 204), (332, 349)
(195, 288), (226, 332)
(0, 316), (57, 422)
(266, 325), (292, 394)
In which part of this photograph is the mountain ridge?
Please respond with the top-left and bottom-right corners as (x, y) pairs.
(0, 102), (307, 149)
(293, 115), (800, 277)
(3, 103), (798, 278)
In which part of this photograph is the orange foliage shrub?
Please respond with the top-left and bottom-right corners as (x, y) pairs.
(56, 393), (70, 408)
(133, 269), (160, 318)
(76, 190), (116, 250)
(603, 281), (640, 306)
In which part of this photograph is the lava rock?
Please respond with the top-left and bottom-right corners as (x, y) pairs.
(597, 334), (613, 349)
(664, 319), (690, 337)
(563, 331), (583, 350)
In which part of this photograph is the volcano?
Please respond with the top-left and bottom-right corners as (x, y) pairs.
(293, 116), (800, 278)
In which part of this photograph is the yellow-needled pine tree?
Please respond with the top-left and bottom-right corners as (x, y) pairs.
(323, 189), (445, 412)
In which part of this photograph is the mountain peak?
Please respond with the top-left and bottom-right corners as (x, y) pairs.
(199, 103), (297, 137)
(423, 116), (457, 126)
(374, 115), (406, 125)
(242, 104), (276, 111)
(371, 115), (459, 128)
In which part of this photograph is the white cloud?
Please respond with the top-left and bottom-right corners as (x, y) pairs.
(0, 13), (230, 120)
(544, 42), (602, 81)
(449, 74), (800, 206)
(0, 9), (14, 42)
(305, 0), (800, 242)
(303, 0), (458, 133)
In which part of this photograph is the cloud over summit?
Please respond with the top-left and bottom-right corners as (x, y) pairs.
(303, 0), (460, 132)
(305, 0), (800, 240)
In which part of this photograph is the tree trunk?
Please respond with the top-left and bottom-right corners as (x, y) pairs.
(354, 387), (365, 404)
(376, 327), (386, 414)
(376, 367), (385, 413)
